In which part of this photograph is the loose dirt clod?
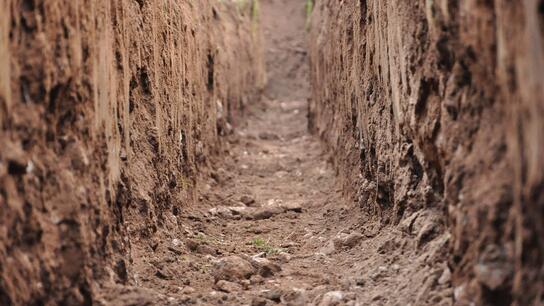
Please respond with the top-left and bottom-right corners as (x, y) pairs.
(212, 256), (257, 282)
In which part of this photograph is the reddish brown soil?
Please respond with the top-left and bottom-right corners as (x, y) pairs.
(309, 1), (544, 305)
(0, 1), (263, 304)
(0, 0), (542, 305)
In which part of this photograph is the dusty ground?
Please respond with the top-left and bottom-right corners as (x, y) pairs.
(102, 97), (451, 306)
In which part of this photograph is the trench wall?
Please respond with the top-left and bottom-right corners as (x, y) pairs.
(0, 0), (264, 304)
(309, 1), (544, 305)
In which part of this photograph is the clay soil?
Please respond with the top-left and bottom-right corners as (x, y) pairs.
(97, 1), (452, 305)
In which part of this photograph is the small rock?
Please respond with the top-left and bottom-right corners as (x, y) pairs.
(369, 267), (387, 281)
(251, 297), (270, 306)
(240, 279), (251, 288)
(167, 246), (183, 255)
(262, 289), (282, 302)
(353, 277), (365, 287)
(276, 252), (292, 263)
(438, 267), (451, 285)
(371, 294), (383, 301)
(185, 239), (200, 251)
(155, 269), (171, 280)
(212, 256), (256, 282)
(172, 239), (182, 247)
(216, 280), (242, 293)
(180, 286), (195, 294)
(208, 207), (233, 218)
(474, 263), (511, 290)
(197, 244), (216, 255)
(332, 232), (363, 250)
(282, 201), (303, 213)
(318, 241), (336, 255)
(250, 274), (264, 285)
(417, 221), (439, 247)
(240, 195), (256, 205)
(249, 257), (282, 277)
(281, 288), (306, 305)
(453, 284), (466, 301)
(228, 206), (250, 216)
(319, 291), (344, 306)
(258, 131), (280, 140)
(251, 206), (285, 220)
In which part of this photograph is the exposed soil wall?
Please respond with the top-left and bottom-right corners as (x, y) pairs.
(0, 0), (264, 304)
(309, 1), (543, 305)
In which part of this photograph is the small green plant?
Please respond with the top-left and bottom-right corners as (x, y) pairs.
(195, 233), (207, 241)
(305, 0), (313, 30)
(251, 237), (266, 247)
(251, 237), (285, 255)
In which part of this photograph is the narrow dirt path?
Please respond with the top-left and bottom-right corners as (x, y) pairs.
(101, 1), (452, 305)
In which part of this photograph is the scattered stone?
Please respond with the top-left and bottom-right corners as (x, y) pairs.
(248, 256), (282, 277)
(172, 239), (182, 247)
(240, 279), (251, 288)
(262, 289), (282, 302)
(208, 207), (233, 218)
(438, 267), (451, 285)
(258, 131), (280, 140)
(215, 280), (242, 293)
(416, 221), (439, 247)
(474, 263), (511, 290)
(250, 274), (264, 285)
(330, 232), (364, 251)
(371, 294), (383, 301)
(228, 206), (251, 216)
(341, 232), (364, 248)
(318, 241), (336, 255)
(251, 297), (270, 306)
(167, 246), (183, 255)
(155, 269), (171, 280)
(210, 168), (232, 184)
(353, 277), (365, 287)
(318, 291), (344, 306)
(282, 201), (303, 213)
(474, 244), (513, 290)
(251, 206), (285, 220)
(195, 244), (216, 255)
(212, 256), (256, 282)
(281, 288), (306, 305)
(276, 251), (292, 263)
(369, 266), (387, 281)
(180, 286), (195, 295)
(453, 284), (466, 301)
(275, 170), (289, 178)
(240, 194), (256, 205)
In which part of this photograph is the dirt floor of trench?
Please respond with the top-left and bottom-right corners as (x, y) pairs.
(98, 1), (452, 305)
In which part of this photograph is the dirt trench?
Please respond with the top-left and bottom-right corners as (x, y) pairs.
(0, 0), (543, 306)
